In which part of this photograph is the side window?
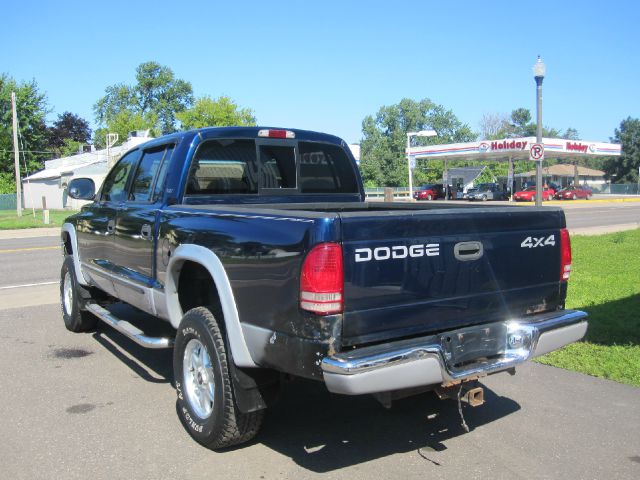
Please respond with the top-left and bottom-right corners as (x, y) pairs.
(100, 151), (139, 203)
(151, 145), (174, 201)
(129, 145), (174, 202)
(259, 145), (296, 189)
(186, 139), (258, 195)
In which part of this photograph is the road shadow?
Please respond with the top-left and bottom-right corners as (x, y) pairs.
(88, 303), (522, 471)
(91, 302), (174, 384)
(254, 379), (520, 473)
(580, 294), (640, 346)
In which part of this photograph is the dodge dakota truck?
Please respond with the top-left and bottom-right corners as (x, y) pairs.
(61, 127), (587, 449)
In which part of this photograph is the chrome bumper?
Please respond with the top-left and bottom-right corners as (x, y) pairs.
(322, 309), (588, 395)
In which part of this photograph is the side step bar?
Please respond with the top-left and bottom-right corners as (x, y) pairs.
(85, 303), (174, 349)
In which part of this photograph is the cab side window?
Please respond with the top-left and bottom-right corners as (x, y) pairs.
(100, 151), (139, 203)
(129, 145), (174, 202)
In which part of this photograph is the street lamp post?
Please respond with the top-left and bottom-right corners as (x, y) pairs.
(407, 130), (437, 200)
(533, 55), (546, 207)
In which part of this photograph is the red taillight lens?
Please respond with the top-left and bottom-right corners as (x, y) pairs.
(300, 243), (343, 315)
(560, 228), (572, 281)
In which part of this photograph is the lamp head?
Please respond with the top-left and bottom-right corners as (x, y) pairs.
(533, 55), (546, 78)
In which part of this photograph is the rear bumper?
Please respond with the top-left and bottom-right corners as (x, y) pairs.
(322, 309), (587, 395)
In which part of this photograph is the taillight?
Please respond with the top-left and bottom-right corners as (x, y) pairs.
(257, 129), (295, 139)
(560, 228), (572, 281)
(300, 243), (343, 315)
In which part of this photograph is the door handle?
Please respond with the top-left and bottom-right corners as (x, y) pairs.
(454, 241), (484, 261)
(107, 220), (115, 234)
(140, 224), (152, 240)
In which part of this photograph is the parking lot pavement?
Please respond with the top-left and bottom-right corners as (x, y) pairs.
(1, 302), (638, 480)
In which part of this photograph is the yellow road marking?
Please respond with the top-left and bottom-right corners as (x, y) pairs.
(0, 246), (60, 254)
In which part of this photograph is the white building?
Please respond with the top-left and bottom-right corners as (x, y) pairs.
(22, 132), (152, 210)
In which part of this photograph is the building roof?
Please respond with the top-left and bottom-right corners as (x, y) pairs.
(23, 134), (152, 182)
(518, 164), (605, 178)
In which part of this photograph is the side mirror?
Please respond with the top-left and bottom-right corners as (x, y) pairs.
(68, 178), (96, 200)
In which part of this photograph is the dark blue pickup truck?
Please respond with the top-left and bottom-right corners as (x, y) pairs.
(61, 127), (587, 449)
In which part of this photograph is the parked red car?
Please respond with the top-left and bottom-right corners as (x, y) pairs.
(513, 186), (556, 202)
(414, 184), (445, 201)
(554, 185), (593, 200)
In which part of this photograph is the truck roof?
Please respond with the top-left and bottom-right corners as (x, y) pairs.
(136, 126), (347, 151)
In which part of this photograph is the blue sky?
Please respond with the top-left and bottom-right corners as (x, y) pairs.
(2, 0), (638, 144)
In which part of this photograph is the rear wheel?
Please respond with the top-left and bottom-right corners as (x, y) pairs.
(174, 306), (264, 449)
(572, 194), (577, 200)
(482, 194), (488, 201)
(60, 256), (97, 332)
(427, 194), (433, 201)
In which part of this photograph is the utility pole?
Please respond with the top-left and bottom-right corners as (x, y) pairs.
(11, 92), (22, 217)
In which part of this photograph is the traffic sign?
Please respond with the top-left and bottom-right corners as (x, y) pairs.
(530, 143), (544, 161)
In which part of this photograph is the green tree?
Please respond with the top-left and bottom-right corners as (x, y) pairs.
(177, 95), (256, 129)
(0, 74), (50, 192)
(93, 110), (158, 149)
(360, 98), (476, 187)
(603, 117), (640, 183)
(94, 61), (193, 140)
(492, 107), (563, 139)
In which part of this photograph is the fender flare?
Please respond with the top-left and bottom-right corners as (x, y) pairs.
(165, 244), (257, 368)
(61, 223), (90, 286)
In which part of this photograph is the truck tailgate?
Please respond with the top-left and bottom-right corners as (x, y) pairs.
(340, 207), (566, 346)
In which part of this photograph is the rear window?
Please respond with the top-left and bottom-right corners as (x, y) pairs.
(299, 142), (358, 194)
(186, 139), (258, 195)
(185, 138), (359, 196)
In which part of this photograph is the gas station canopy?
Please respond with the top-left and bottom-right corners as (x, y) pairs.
(408, 137), (621, 161)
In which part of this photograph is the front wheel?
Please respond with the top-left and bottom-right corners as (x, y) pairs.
(572, 194), (578, 200)
(482, 194), (488, 201)
(427, 194), (433, 201)
(60, 256), (97, 332)
(174, 306), (264, 449)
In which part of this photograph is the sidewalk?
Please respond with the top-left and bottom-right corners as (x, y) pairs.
(0, 227), (60, 240)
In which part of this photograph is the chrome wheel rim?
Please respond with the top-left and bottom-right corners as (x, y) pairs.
(183, 338), (215, 419)
(63, 272), (73, 315)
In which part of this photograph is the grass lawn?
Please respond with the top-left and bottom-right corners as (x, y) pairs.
(0, 209), (75, 229)
(537, 228), (640, 387)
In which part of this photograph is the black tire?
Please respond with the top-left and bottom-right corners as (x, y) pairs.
(173, 306), (264, 449)
(60, 256), (98, 332)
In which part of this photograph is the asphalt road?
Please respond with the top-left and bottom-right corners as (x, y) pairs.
(0, 303), (638, 480)
(0, 204), (638, 479)
(561, 202), (640, 230)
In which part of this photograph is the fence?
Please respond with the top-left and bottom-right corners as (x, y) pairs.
(591, 183), (640, 195)
(0, 194), (17, 210)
